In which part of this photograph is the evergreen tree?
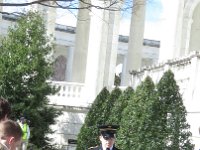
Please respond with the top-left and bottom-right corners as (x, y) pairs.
(76, 87), (110, 150)
(103, 87), (122, 125)
(114, 74), (121, 86)
(117, 76), (161, 150)
(109, 86), (134, 125)
(157, 70), (194, 149)
(0, 12), (60, 149)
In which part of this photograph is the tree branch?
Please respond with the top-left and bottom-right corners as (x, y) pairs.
(0, 0), (69, 6)
(0, 0), (128, 11)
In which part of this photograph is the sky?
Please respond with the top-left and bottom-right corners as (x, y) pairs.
(118, 0), (163, 40)
(3, 0), (163, 41)
(144, 0), (163, 40)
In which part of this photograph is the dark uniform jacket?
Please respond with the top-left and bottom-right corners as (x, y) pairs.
(89, 145), (120, 150)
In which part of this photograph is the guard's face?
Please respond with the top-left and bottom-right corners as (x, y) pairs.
(100, 135), (115, 149)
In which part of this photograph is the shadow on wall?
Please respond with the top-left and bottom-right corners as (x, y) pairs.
(53, 55), (67, 81)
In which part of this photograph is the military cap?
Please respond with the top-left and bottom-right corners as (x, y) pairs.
(98, 124), (120, 140)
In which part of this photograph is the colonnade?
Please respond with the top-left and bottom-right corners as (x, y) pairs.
(28, 0), (147, 100)
(18, 0), (144, 100)
(71, 0), (146, 100)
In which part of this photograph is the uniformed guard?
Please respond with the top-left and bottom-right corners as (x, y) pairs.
(89, 124), (120, 150)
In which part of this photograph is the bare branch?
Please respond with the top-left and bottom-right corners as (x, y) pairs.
(0, 0), (128, 11)
(0, 0), (69, 6)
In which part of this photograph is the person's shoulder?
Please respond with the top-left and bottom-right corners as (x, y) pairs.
(88, 145), (99, 150)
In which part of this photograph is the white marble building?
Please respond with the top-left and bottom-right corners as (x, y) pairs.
(2, 0), (200, 149)
(49, 0), (200, 149)
(0, 1), (159, 149)
(131, 0), (200, 149)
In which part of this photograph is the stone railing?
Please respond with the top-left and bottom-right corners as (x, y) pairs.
(48, 81), (129, 108)
(52, 81), (84, 98)
(131, 51), (200, 89)
(47, 81), (91, 107)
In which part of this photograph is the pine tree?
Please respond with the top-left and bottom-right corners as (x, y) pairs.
(102, 87), (122, 125)
(157, 70), (194, 149)
(117, 76), (161, 150)
(109, 86), (134, 125)
(0, 12), (60, 149)
(76, 87), (110, 150)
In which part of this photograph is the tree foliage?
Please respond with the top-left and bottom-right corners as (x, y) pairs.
(117, 71), (194, 149)
(109, 86), (134, 125)
(77, 87), (122, 150)
(76, 87), (110, 150)
(157, 70), (194, 150)
(117, 76), (161, 150)
(114, 74), (121, 86)
(77, 70), (194, 150)
(0, 12), (60, 150)
(102, 87), (122, 125)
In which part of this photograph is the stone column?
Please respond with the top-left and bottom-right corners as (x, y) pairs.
(121, 54), (127, 85)
(66, 46), (74, 81)
(71, 1), (90, 83)
(99, 2), (122, 92)
(121, 0), (146, 86)
(83, 0), (106, 101)
(74, 0), (115, 101)
(45, 3), (56, 39)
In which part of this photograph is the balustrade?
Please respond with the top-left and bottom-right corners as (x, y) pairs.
(47, 81), (91, 107)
